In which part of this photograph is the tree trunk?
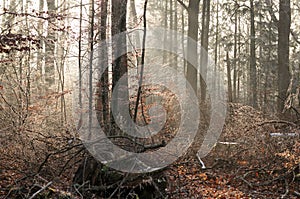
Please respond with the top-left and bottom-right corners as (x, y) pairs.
(170, 0), (173, 66)
(163, 0), (168, 63)
(45, 0), (56, 89)
(181, 6), (186, 75)
(88, 0), (95, 135)
(249, 0), (257, 108)
(264, 24), (271, 111)
(38, 0), (46, 94)
(186, 0), (200, 93)
(96, 0), (109, 132)
(277, 0), (291, 115)
(237, 11), (241, 102)
(227, 51), (233, 102)
(111, 0), (128, 134)
(130, 0), (142, 75)
(78, 0), (83, 129)
(200, 0), (210, 103)
(174, 0), (178, 70)
(233, 4), (238, 102)
(213, 0), (219, 96)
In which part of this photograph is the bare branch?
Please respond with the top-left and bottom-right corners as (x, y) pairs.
(177, 0), (188, 11)
(29, 182), (53, 199)
(265, 0), (279, 25)
(291, 30), (300, 45)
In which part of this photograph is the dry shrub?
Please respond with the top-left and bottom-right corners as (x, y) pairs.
(0, 91), (81, 198)
(213, 103), (299, 167)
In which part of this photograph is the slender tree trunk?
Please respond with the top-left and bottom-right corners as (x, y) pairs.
(111, 0), (128, 134)
(249, 0), (257, 108)
(130, 0), (142, 75)
(186, 0), (200, 93)
(245, 24), (251, 104)
(88, 0), (95, 135)
(163, 0), (168, 63)
(258, 11), (263, 108)
(233, 4), (238, 102)
(55, 2), (67, 124)
(237, 15), (241, 102)
(200, 0), (210, 103)
(78, 0), (83, 129)
(277, 0), (291, 115)
(99, 0), (109, 131)
(181, 6), (186, 75)
(169, 0), (173, 66)
(227, 51), (233, 102)
(264, 22), (272, 112)
(174, 0), (178, 70)
(96, 0), (109, 130)
(45, 0), (56, 89)
(38, 0), (46, 94)
(213, 0), (219, 95)
(111, 0), (128, 81)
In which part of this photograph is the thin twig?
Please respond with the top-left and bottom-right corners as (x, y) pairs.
(58, 147), (85, 176)
(238, 176), (253, 188)
(28, 181), (52, 199)
(108, 173), (130, 199)
(73, 181), (90, 199)
(37, 143), (83, 173)
(244, 120), (296, 135)
(151, 177), (165, 198)
(281, 179), (289, 198)
(176, 0), (188, 10)
(293, 191), (300, 197)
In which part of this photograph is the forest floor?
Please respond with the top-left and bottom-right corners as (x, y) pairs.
(165, 104), (300, 198)
(1, 103), (300, 198)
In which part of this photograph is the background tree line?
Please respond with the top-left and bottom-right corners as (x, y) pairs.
(1, 0), (298, 129)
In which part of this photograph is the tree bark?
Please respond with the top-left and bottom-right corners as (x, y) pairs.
(129, 0), (142, 75)
(163, 0), (168, 63)
(111, 0), (128, 134)
(249, 0), (257, 108)
(186, 0), (200, 93)
(96, 0), (109, 132)
(233, 3), (238, 102)
(227, 51), (233, 102)
(213, 0), (219, 96)
(174, 0), (178, 70)
(277, 0), (291, 115)
(200, 0), (210, 103)
(78, 0), (83, 129)
(45, 0), (56, 89)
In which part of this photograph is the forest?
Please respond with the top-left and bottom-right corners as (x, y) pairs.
(1, 0), (300, 198)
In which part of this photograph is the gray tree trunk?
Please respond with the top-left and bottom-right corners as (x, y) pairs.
(186, 0), (200, 93)
(200, 0), (210, 103)
(277, 0), (291, 115)
(45, 0), (56, 89)
(249, 0), (257, 108)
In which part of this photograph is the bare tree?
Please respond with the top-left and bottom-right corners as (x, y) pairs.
(249, 0), (257, 108)
(200, 0), (211, 103)
(277, 0), (291, 115)
(227, 51), (233, 102)
(45, 0), (56, 89)
(183, 0), (201, 93)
